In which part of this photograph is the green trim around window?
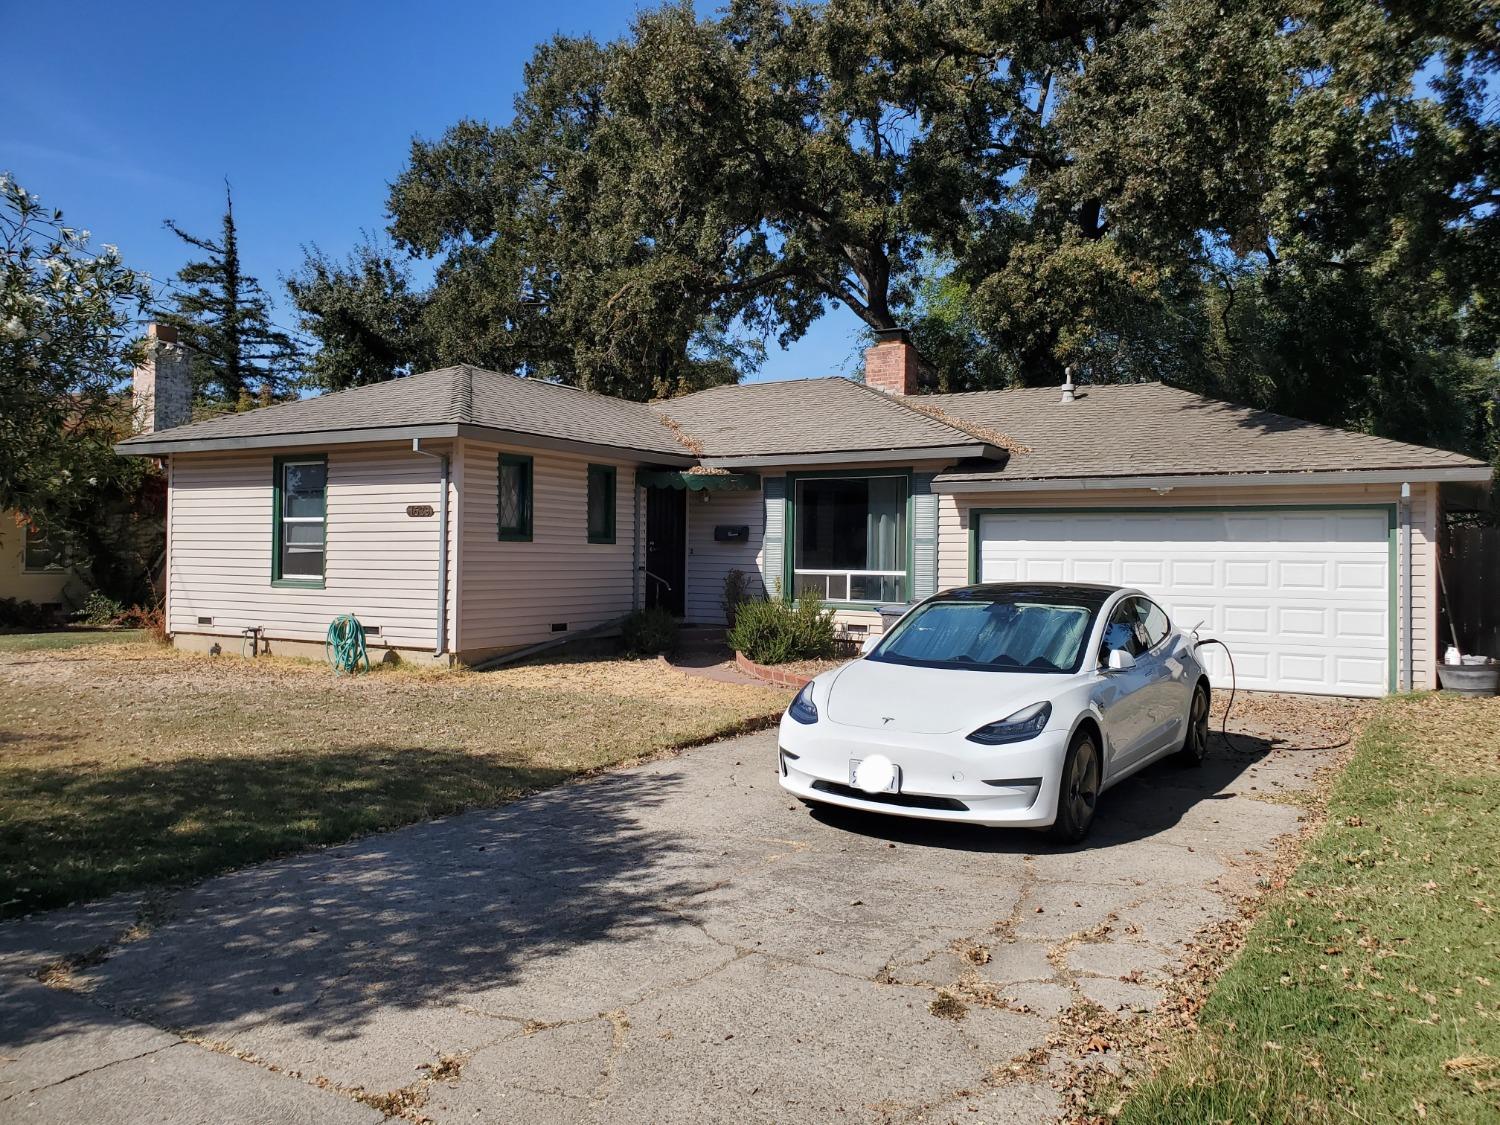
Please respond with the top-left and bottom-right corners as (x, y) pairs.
(497, 453), (533, 541)
(964, 502), (1400, 693)
(271, 454), (327, 589)
(782, 468), (915, 608)
(587, 464), (617, 544)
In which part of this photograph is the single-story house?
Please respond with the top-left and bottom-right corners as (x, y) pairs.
(116, 325), (1492, 696)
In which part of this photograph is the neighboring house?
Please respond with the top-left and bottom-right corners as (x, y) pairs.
(0, 513), (75, 611)
(116, 325), (1492, 697)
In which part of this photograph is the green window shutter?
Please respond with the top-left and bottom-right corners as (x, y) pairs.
(912, 473), (938, 601)
(763, 476), (785, 600)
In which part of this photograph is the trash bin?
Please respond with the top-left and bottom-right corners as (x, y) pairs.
(876, 604), (911, 634)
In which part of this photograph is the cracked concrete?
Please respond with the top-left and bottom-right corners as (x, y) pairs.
(0, 697), (1351, 1123)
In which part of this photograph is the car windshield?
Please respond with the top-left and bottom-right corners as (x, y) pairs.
(869, 595), (1099, 674)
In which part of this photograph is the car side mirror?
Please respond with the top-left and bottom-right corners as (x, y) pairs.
(860, 635), (878, 656)
(1106, 648), (1137, 672)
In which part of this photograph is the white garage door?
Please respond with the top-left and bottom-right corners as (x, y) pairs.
(976, 508), (1391, 696)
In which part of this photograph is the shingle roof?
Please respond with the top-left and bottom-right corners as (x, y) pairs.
(928, 382), (1488, 481)
(116, 365), (690, 458)
(117, 364), (1487, 481)
(651, 377), (984, 459)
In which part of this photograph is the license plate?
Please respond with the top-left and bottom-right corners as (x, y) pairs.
(849, 759), (901, 794)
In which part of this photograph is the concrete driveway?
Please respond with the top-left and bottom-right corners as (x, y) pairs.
(0, 695), (1364, 1124)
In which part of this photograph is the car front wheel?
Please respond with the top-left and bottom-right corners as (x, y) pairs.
(1049, 729), (1101, 844)
(1175, 681), (1210, 767)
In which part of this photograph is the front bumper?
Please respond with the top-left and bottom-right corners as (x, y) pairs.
(776, 715), (1071, 828)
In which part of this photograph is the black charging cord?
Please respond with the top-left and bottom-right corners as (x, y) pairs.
(1192, 637), (1237, 747)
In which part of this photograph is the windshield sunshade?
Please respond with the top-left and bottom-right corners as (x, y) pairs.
(871, 597), (1097, 674)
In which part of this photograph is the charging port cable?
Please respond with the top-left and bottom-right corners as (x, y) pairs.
(1191, 636), (1237, 746)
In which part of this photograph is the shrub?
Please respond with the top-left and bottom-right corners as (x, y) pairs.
(0, 598), (55, 629)
(117, 601), (169, 644)
(619, 607), (680, 656)
(722, 568), (754, 629)
(728, 589), (837, 664)
(75, 590), (125, 627)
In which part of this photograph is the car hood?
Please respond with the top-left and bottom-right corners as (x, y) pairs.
(824, 659), (1071, 735)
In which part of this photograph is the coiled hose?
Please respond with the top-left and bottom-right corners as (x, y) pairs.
(325, 614), (370, 675)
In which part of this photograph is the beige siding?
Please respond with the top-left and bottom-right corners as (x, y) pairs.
(457, 442), (639, 652)
(168, 446), (449, 652)
(937, 480), (1441, 691)
(684, 490), (765, 624)
(0, 511), (76, 605)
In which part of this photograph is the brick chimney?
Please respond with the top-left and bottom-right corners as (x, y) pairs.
(133, 322), (193, 434)
(863, 327), (924, 396)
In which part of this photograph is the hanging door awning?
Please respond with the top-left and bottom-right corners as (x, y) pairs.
(635, 469), (762, 492)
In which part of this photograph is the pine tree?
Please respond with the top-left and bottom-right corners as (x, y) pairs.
(159, 183), (299, 404)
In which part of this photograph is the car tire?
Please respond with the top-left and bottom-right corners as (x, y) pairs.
(1175, 681), (1210, 767)
(1049, 729), (1101, 844)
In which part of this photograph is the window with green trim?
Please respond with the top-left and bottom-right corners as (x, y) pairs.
(792, 474), (907, 603)
(274, 458), (327, 582)
(498, 453), (533, 541)
(586, 464), (615, 543)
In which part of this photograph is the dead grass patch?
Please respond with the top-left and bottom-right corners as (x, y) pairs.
(0, 641), (787, 916)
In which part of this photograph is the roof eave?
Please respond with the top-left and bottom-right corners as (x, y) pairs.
(931, 466), (1494, 494)
(116, 422), (696, 466)
(699, 442), (1000, 470)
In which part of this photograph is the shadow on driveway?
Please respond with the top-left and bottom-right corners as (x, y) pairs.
(803, 732), (1279, 854)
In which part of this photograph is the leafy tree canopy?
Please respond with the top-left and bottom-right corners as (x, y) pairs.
(285, 236), (435, 392)
(0, 173), (163, 601)
(301, 0), (1497, 464)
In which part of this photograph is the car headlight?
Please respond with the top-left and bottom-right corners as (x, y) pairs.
(966, 701), (1051, 745)
(787, 682), (818, 725)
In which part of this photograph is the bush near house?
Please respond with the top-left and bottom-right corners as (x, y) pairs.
(722, 567), (753, 629)
(619, 607), (680, 656)
(0, 598), (56, 629)
(728, 589), (837, 665)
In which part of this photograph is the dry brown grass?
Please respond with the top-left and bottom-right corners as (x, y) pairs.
(0, 639), (789, 916)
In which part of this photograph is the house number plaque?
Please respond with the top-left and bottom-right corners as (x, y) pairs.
(405, 504), (435, 518)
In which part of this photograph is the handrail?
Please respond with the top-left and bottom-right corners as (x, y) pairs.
(639, 566), (672, 593)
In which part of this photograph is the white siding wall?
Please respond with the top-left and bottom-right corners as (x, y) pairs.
(457, 442), (639, 653)
(684, 490), (766, 624)
(168, 445), (450, 651)
(937, 480), (1441, 690)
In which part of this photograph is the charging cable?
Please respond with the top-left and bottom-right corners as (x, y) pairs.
(1192, 636), (1237, 746)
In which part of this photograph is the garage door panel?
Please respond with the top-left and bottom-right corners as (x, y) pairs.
(1072, 558), (1114, 583)
(1335, 656), (1385, 689)
(1336, 609), (1384, 639)
(1121, 559), (1164, 585)
(1277, 606), (1329, 638)
(1335, 561), (1385, 591)
(977, 507), (1389, 696)
(1276, 560), (1329, 590)
(1223, 560), (1271, 590)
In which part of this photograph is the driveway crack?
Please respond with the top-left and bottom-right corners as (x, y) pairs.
(0, 1042), (178, 1102)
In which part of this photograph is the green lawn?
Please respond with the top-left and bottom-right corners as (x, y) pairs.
(0, 640), (788, 917)
(1118, 693), (1500, 1123)
(0, 629), (148, 653)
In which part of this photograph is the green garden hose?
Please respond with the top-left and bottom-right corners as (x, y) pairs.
(325, 614), (370, 675)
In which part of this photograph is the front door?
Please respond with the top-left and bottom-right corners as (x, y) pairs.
(645, 487), (686, 615)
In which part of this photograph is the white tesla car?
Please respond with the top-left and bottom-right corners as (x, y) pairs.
(777, 583), (1211, 842)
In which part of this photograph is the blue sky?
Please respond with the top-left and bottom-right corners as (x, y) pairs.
(3, 0), (865, 383)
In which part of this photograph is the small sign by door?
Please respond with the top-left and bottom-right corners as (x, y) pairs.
(406, 504), (435, 518)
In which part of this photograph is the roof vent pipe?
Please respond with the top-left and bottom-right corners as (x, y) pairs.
(1060, 366), (1076, 404)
